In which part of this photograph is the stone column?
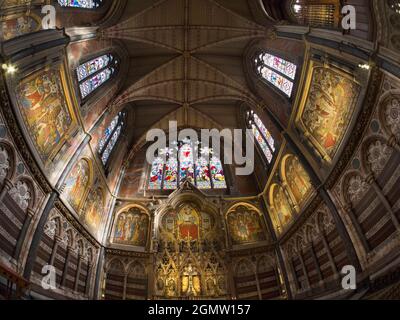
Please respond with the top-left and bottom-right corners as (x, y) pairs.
(309, 243), (323, 283)
(74, 255), (83, 292)
(122, 274), (128, 300)
(93, 247), (105, 300)
(298, 250), (311, 289)
(366, 174), (400, 230)
(85, 263), (93, 297)
(60, 246), (73, 287)
(321, 233), (339, 277)
(49, 235), (62, 267)
(23, 191), (58, 279)
(13, 208), (35, 260)
(0, 179), (12, 203)
(343, 204), (370, 252)
(254, 272), (262, 300)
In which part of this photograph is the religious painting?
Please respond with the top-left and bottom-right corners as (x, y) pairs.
(284, 155), (313, 206)
(0, 14), (40, 41)
(271, 185), (293, 231)
(296, 64), (360, 161)
(113, 207), (149, 247)
(15, 67), (76, 162)
(227, 205), (266, 245)
(84, 187), (104, 232)
(176, 205), (200, 241)
(162, 205), (201, 241)
(63, 159), (90, 211)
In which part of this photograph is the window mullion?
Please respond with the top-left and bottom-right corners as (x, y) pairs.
(253, 120), (274, 154)
(262, 64), (292, 83)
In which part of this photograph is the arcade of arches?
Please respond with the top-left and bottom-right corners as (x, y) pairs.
(0, 0), (400, 300)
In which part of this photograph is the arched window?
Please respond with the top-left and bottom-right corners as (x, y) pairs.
(76, 54), (118, 99)
(58, 0), (103, 9)
(255, 53), (297, 97)
(246, 110), (276, 164)
(98, 112), (125, 166)
(149, 139), (227, 190)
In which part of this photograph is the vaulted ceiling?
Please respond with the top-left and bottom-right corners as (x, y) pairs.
(101, 0), (275, 154)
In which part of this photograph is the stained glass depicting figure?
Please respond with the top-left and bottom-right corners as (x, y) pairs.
(179, 143), (195, 184)
(164, 156), (178, 190)
(210, 157), (226, 189)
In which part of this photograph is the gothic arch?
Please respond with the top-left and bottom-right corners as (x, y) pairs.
(340, 170), (370, 207)
(235, 258), (256, 276)
(105, 257), (126, 273)
(9, 175), (36, 212)
(378, 93), (400, 141)
(0, 140), (16, 183)
(360, 135), (395, 177)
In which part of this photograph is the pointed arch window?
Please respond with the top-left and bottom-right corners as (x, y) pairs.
(58, 0), (103, 9)
(247, 110), (276, 164)
(98, 112), (125, 166)
(255, 53), (297, 97)
(148, 139), (226, 190)
(76, 53), (118, 99)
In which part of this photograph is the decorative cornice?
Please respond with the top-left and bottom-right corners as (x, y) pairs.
(105, 248), (150, 259)
(54, 200), (100, 248)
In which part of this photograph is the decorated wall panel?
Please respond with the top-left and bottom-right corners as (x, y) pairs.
(63, 158), (91, 212)
(226, 204), (267, 245)
(269, 184), (294, 234)
(282, 155), (313, 207)
(83, 187), (105, 237)
(112, 206), (149, 247)
(15, 66), (77, 163)
(296, 63), (361, 162)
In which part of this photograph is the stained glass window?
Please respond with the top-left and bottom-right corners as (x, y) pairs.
(196, 157), (211, 189)
(149, 157), (164, 190)
(255, 53), (297, 97)
(98, 112), (125, 167)
(179, 142), (195, 184)
(77, 54), (112, 82)
(148, 138), (226, 190)
(261, 53), (297, 80)
(98, 114), (119, 153)
(76, 53), (118, 99)
(101, 125), (122, 165)
(164, 155), (178, 190)
(58, 0), (103, 9)
(210, 156), (227, 189)
(253, 113), (275, 152)
(247, 111), (276, 165)
(79, 68), (114, 99)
